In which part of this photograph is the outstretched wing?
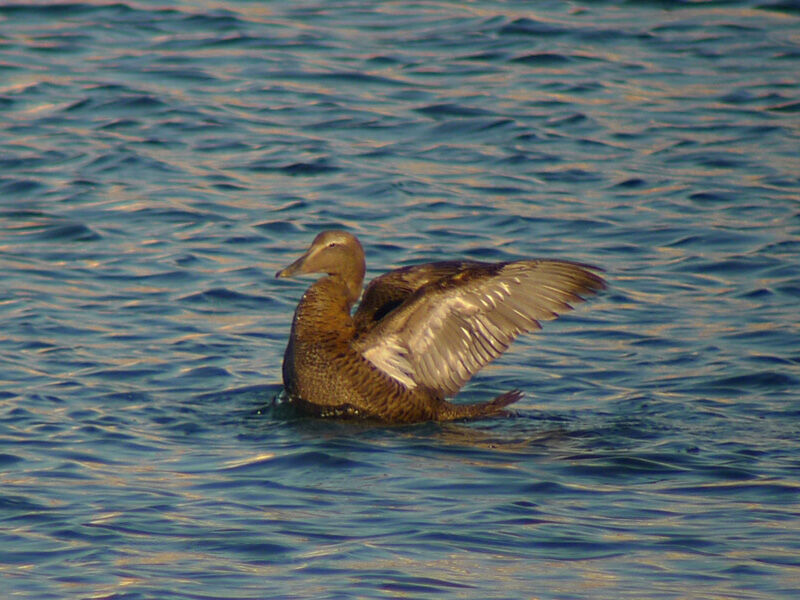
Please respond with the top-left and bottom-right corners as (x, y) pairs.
(352, 260), (605, 397)
(353, 261), (479, 333)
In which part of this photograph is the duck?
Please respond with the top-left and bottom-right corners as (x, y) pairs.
(276, 230), (604, 424)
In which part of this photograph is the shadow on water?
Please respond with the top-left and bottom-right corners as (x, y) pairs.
(215, 382), (672, 460)
(209, 384), (775, 497)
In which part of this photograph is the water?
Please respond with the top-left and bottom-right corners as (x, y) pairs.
(2, 1), (799, 598)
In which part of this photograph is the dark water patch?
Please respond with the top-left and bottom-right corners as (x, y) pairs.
(85, 510), (197, 540)
(365, 54), (407, 66)
(191, 475), (355, 506)
(179, 288), (278, 311)
(84, 150), (178, 177)
(427, 117), (516, 137)
(381, 575), (475, 594)
(141, 67), (218, 83)
(0, 149), (74, 171)
(0, 178), (46, 196)
(761, 238), (800, 258)
(758, 1), (800, 15)
(41, 223), (101, 242)
(0, 494), (49, 516)
(0, 453), (24, 468)
(512, 52), (572, 66)
(66, 94), (168, 115)
(670, 255), (774, 276)
(746, 353), (798, 367)
(282, 159), (341, 175)
(211, 181), (247, 192)
(200, 538), (293, 561)
(662, 479), (800, 503)
(688, 190), (739, 204)
(545, 112), (594, 129)
(498, 17), (570, 37)
(254, 219), (305, 235)
(97, 118), (141, 131)
(462, 245), (519, 261)
(89, 367), (164, 382)
(277, 70), (412, 89)
(0, 2), (132, 18)
(664, 229), (764, 250)
(174, 366), (232, 380)
(28, 461), (101, 482)
(709, 371), (799, 391)
(742, 286), (775, 301)
(561, 453), (695, 481)
(496, 149), (555, 164)
(462, 50), (511, 62)
(311, 116), (398, 131)
(0, 211), (101, 242)
(91, 268), (195, 286)
(767, 100), (800, 113)
(775, 281), (800, 296)
(417, 144), (492, 164)
(465, 183), (527, 196)
(414, 103), (493, 118)
(154, 32), (259, 51)
(123, 206), (232, 227)
(0, 543), (88, 569)
(179, 10), (247, 31)
(245, 157), (340, 176)
(721, 327), (795, 350)
(538, 168), (603, 183)
(56, 449), (121, 467)
(417, 524), (630, 561)
(193, 139), (252, 153)
(222, 234), (270, 247)
(667, 151), (751, 170)
(612, 177), (648, 189)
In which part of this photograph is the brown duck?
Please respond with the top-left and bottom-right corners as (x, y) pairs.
(276, 230), (604, 424)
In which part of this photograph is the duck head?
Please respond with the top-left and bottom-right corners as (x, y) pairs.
(276, 230), (366, 304)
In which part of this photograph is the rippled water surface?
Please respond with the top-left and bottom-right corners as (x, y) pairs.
(2, 1), (800, 598)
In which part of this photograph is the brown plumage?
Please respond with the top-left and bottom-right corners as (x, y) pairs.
(276, 230), (605, 423)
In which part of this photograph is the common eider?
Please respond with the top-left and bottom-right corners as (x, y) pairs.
(276, 230), (604, 423)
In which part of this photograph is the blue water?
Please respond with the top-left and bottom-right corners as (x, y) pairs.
(2, 1), (799, 598)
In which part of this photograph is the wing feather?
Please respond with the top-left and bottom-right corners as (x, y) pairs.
(355, 259), (604, 397)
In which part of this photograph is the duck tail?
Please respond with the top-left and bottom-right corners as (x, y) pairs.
(438, 389), (523, 421)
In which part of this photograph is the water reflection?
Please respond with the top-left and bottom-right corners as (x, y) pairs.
(2, 1), (799, 598)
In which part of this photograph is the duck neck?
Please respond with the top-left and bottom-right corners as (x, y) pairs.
(334, 250), (365, 307)
(296, 277), (358, 329)
(342, 267), (364, 307)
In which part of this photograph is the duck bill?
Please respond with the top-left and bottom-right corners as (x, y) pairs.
(276, 250), (311, 278)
